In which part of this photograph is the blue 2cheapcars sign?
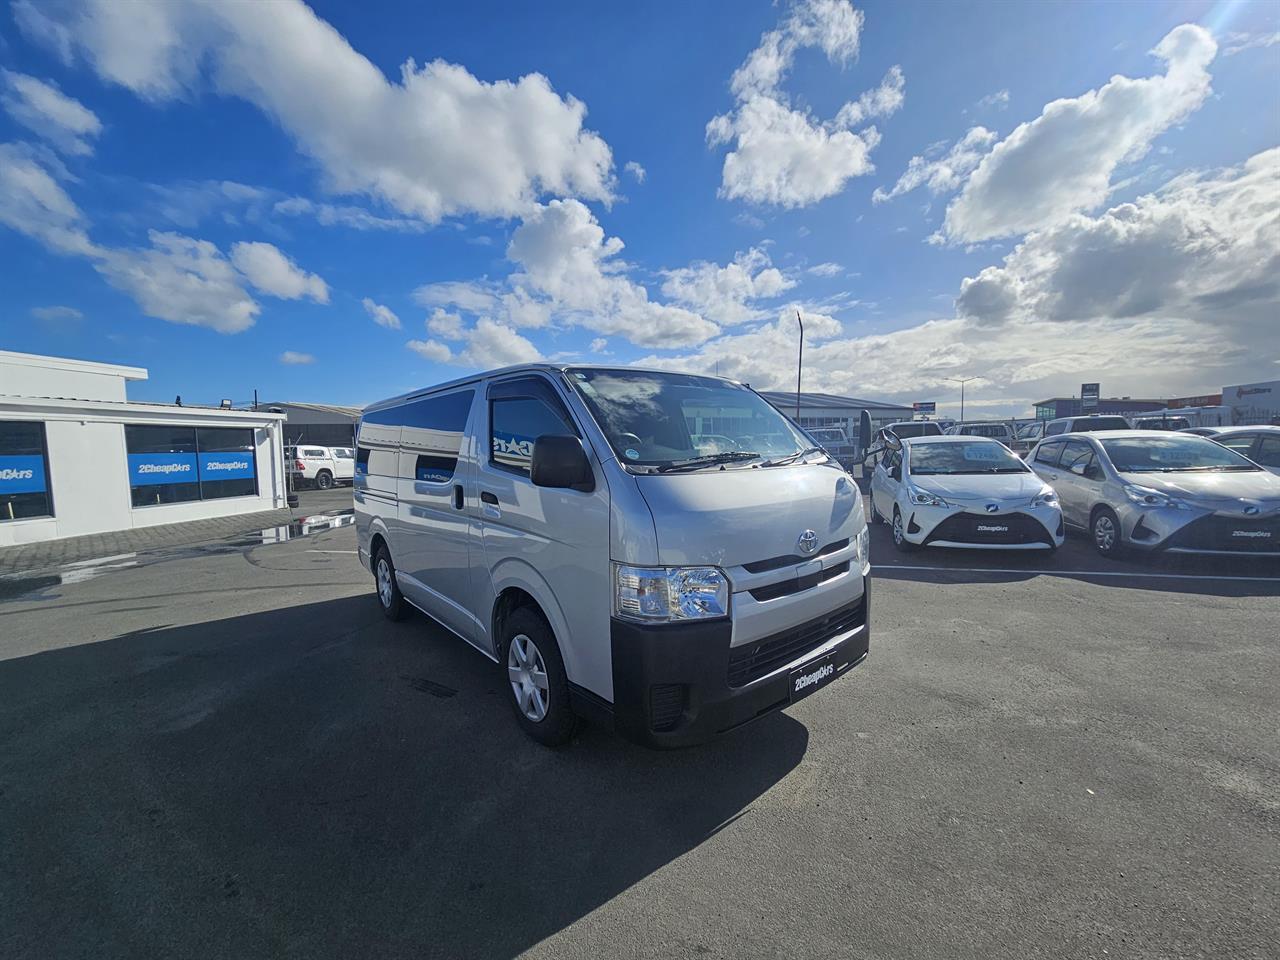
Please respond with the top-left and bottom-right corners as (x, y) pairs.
(128, 452), (198, 486)
(198, 452), (254, 480)
(0, 455), (47, 494)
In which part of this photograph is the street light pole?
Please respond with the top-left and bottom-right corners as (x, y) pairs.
(795, 310), (804, 420)
(944, 376), (979, 422)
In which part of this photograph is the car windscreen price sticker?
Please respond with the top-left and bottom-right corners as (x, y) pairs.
(962, 445), (1003, 461)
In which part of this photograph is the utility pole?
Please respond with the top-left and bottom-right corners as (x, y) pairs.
(944, 376), (979, 422)
(795, 309), (804, 420)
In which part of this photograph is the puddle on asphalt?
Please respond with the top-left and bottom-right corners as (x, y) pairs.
(0, 510), (355, 602)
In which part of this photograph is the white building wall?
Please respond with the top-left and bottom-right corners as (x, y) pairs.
(0, 350), (146, 403)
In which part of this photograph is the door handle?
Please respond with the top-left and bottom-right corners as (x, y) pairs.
(452, 485), (463, 510)
(480, 491), (499, 505)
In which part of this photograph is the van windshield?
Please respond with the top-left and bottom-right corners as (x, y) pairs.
(566, 368), (810, 469)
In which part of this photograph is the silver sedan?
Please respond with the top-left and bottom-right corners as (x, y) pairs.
(1028, 430), (1280, 559)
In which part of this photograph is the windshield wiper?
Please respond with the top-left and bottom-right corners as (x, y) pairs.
(655, 451), (762, 473)
(760, 446), (824, 468)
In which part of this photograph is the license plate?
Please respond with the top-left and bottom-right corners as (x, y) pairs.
(790, 652), (838, 703)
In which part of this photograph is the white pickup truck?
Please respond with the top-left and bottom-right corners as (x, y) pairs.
(287, 445), (354, 489)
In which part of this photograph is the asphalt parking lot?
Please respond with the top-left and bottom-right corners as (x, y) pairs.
(1, 501), (1277, 959)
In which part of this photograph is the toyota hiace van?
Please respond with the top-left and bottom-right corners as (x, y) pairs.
(354, 365), (871, 747)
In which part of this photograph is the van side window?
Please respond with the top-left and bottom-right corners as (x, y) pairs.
(399, 389), (475, 483)
(491, 394), (575, 477)
(355, 447), (369, 475)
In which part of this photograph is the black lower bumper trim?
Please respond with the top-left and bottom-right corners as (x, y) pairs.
(608, 575), (871, 748)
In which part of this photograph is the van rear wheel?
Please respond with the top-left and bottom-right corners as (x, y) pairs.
(501, 607), (576, 747)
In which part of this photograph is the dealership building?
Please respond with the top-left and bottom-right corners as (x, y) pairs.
(0, 350), (288, 548)
(759, 390), (913, 447)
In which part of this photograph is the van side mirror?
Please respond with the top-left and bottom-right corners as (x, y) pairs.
(531, 435), (595, 492)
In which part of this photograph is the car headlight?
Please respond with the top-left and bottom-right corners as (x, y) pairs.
(1030, 487), (1059, 508)
(853, 525), (870, 566)
(614, 564), (729, 622)
(1123, 485), (1190, 510)
(908, 486), (950, 507)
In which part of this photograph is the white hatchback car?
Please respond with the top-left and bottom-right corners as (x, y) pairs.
(869, 435), (1065, 551)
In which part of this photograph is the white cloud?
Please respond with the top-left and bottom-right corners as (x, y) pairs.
(280, 350), (315, 365)
(18, 0), (615, 222)
(833, 65), (905, 128)
(652, 148), (1280, 415)
(708, 0), (898, 208)
(229, 241), (330, 303)
(1, 70), (102, 156)
(1222, 31), (1280, 56)
(873, 126), (998, 203)
(414, 280), (501, 314)
(506, 199), (718, 346)
(31, 304), (83, 321)
(807, 262), (843, 277)
(943, 24), (1217, 242)
(660, 246), (795, 325)
(975, 89), (1010, 110)
(426, 308), (466, 339)
(406, 339), (453, 363)
(96, 232), (261, 333)
(624, 161), (646, 183)
(273, 197), (428, 232)
(362, 297), (401, 329)
(459, 317), (542, 368)
(0, 142), (95, 255)
(589, 337), (607, 352)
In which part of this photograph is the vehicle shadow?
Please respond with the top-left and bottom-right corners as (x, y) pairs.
(0, 595), (808, 960)
(868, 523), (1280, 597)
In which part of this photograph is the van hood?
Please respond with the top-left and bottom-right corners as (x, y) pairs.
(912, 471), (1046, 502)
(1118, 469), (1280, 510)
(634, 463), (862, 567)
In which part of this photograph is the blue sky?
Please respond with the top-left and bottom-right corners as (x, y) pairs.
(1, 0), (1277, 417)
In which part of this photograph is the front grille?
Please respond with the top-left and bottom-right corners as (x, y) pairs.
(742, 538), (849, 574)
(923, 511), (1052, 546)
(727, 595), (865, 688)
(1166, 514), (1280, 553)
(649, 684), (687, 732)
(749, 561), (849, 602)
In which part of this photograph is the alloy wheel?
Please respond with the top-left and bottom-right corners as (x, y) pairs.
(507, 633), (549, 722)
(1094, 515), (1116, 552)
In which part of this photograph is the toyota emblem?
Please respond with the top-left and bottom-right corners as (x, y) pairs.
(797, 529), (819, 554)
(985, 503), (999, 513)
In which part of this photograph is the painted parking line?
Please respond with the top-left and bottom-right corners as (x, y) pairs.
(306, 549), (358, 554)
(873, 564), (1280, 584)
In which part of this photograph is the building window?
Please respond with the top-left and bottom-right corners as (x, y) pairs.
(127, 424), (258, 507)
(0, 420), (53, 521)
(197, 427), (258, 500)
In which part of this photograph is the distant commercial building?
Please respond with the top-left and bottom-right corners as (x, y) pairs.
(1222, 380), (1280, 425)
(1, 351), (287, 548)
(1032, 396), (1168, 420)
(261, 401), (361, 447)
(758, 390), (913, 446)
(1167, 393), (1223, 409)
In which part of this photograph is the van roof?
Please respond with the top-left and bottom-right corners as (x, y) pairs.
(360, 363), (743, 417)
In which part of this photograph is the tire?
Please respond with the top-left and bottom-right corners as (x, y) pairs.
(892, 506), (917, 552)
(499, 607), (577, 747)
(1090, 507), (1125, 560)
(869, 497), (884, 524)
(373, 545), (408, 621)
(315, 470), (333, 490)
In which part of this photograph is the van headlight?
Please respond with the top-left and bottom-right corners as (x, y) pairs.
(853, 525), (870, 566)
(614, 564), (729, 622)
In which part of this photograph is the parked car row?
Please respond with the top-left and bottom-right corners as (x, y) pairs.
(867, 430), (1280, 559)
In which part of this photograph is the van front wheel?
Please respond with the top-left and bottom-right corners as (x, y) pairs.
(501, 607), (577, 747)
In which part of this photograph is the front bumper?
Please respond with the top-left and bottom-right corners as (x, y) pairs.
(602, 576), (871, 748)
(902, 501), (1064, 549)
(1119, 505), (1280, 556)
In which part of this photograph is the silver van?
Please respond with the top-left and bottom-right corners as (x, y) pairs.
(354, 365), (871, 747)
